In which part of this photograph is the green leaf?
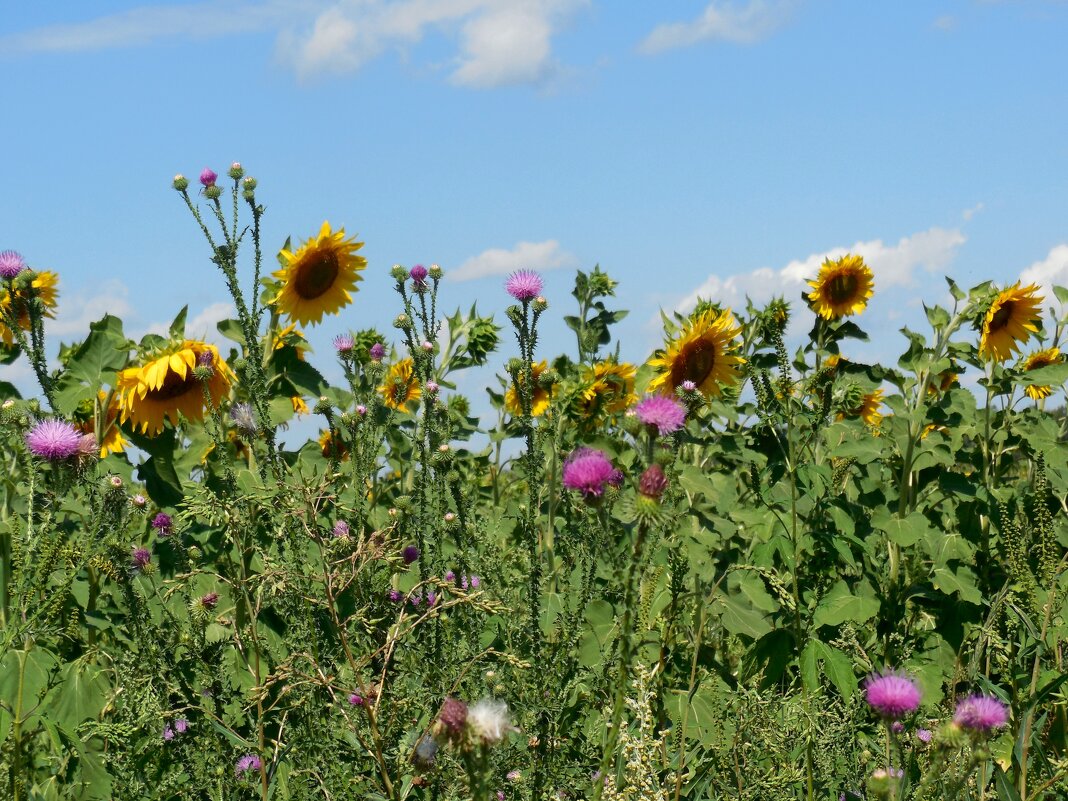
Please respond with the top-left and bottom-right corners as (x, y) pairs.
(169, 305), (189, 338)
(873, 510), (932, 547)
(821, 644), (858, 700)
(931, 566), (983, 604)
(714, 592), (772, 639)
(217, 318), (246, 346)
(813, 580), (880, 627)
(800, 639), (820, 694)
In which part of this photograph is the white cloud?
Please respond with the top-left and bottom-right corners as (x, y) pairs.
(1019, 243), (1068, 309)
(678, 226), (966, 313)
(450, 239), (576, 281)
(50, 280), (135, 338)
(962, 202), (984, 221)
(0, 0), (302, 54)
(276, 0), (584, 85)
(638, 0), (793, 55)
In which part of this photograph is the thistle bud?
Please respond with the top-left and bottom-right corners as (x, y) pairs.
(506, 358), (524, 375)
(390, 264), (409, 282)
(204, 185), (223, 200)
(638, 464), (668, 499)
(228, 162), (244, 179)
(428, 264), (443, 280)
(314, 397), (332, 415)
(393, 314), (410, 330)
(172, 174), (189, 191)
(532, 296), (548, 313)
(243, 176), (257, 191)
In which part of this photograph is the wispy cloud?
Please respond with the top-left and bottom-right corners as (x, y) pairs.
(50, 280), (135, 338)
(0, 1), (305, 55)
(450, 239), (576, 281)
(144, 302), (237, 346)
(276, 0), (586, 85)
(638, 0), (793, 55)
(1, 0), (584, 89)
(677, 226), (966, 313)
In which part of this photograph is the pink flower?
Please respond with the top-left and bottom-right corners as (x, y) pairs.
(562, 448), (617, 499)
(505, 270), (542, 302)
(25, 419), (82, 460)
(954, 694), (1009, 733)
(634, 395), (687, 435)
(0, 250), (25, 279)
(638, 464), (668, 499)
(199, 168), (218, 187)
(864, 671), (921, 719)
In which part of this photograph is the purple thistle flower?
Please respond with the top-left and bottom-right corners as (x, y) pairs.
(402, 545), (420, 564)
(444, 569), (456, 583)
(174, 718), (189, 734)
(409, 264), (429, 290)
(916, 728), (932, 743)
(132, 494), (147, 508)
(152, 513), (173, 537)
(438, 697), (468, 734)
(387, 589), (402, 603)
(332, 520), (350, 538)
(408, 593), (422, 608)
(333, 333), (355, 353)
(229, 402), (257, 436)
(200, 592), (219, 610)
(348, 693), (364, 706)
(355, 404), (367, 416)
(235, 754), (262, 777)
(25, 419), (83, 461)
(634, 395), (687, 436)
(562, 448), (618, 499)
(469, 575), (480, 589)
(638, 464), (669, 499)
(163, 725), (174, 741)
(131, 547), (151, 571)
(890, 721), (905, 734)
(954, 694), (1009, 733)
(0, 250), (25, 279)
(199, 168), (218, 187)
(505, 270), (543, 302)
(864, 670), (922, 720)
(461, 574), (470, 590)
(679, 380), (698, 393)
(425, 590), (438, 605)
(369, 342), (385, 361)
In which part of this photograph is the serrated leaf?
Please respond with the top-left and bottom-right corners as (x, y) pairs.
(813, 581), (880, 627)
(931, 566), (982, 604)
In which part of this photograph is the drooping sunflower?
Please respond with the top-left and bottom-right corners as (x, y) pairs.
(378, 357), (421, 413)
(856, 389), (885, 426)
(78, 391), (127, 457)
(1, 271), (60, 345)
(575, 360), (637, 423)
(505, 360), (554, 417)
(117, 340), (235, 435)
(807, 254), (874, 320)
(272, 222), (366, 326)
(291, 395), (309, 415)
(1019, 347), (1062, 400)
(647, 309), (743, 398)
(319, 430), (349, 461)
(980, 283), (1043, 362)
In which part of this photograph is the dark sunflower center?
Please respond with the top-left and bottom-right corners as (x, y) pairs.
(1029, 357), (1052, 371)
(671, 339), (717, 388)
(825, 273), (859, 305)
(149, 368), (196, 401)
(294, 252), (339, 300)
(988, 302), (1014, 332)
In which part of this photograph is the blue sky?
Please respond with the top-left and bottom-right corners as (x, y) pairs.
(3, 0), (1068, 403)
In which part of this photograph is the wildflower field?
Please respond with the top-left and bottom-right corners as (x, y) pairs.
(1, 166), (1067, 801)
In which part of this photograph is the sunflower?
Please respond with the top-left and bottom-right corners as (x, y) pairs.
(576, 360), (637, 423)
(505, 360), (554, 417)
(647, 309), (743, 398)
(1, 271), (60, 345)
(319, 430), (349, 461)
(272, 221), (366, 326)
(117, 340), (235, 435)
(378, 357), (421, 413)
(856, 389), (885, 426)
(1019, 347), (1062, 400)
(807, 254), (874, 320)
(291, 395), (309, 415)
(78, 391), (127, 457)
(980, 283), (1043, 362)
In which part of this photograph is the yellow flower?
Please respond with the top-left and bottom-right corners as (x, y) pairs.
(647, 308), (743, 398)
(926, 369), (959, 396)
(807, 254), (874, 320)
(291, 395), (309, 415)
(576, 360), (637, 422)
(505, 360), (553, 417)
(1019, 347), (1062, 400)
(1, 271), (59, 345)
(857, 389), (885, 426)
(378, 357), (421, 413)
(921, 423), (948, 439)
(319, 430), (349, 461)
(980, 283), (1043, 362)
(117, 340), (235, 435)
(82, 391), (127, 457)
(273, 322), (308, 360)
(272, 222), (366, 326)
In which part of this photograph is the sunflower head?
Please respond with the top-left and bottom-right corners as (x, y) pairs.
(575, 360), (637, 426)
(807, 254), (874, 320)
(272, 222), (366, 326)
(979, 283), (1043, 362)
(505, 360), (555, 417)
(319, 430), (349, 461)
(117, 340), (235, 435)
(1019, 347), (1062, 400)
(378, 357), (421, 413)
(647, 309), (743, 398)
(77, 391), (127, 457)
(1, 270), (60, 345)
(838, 387), (885, 427)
